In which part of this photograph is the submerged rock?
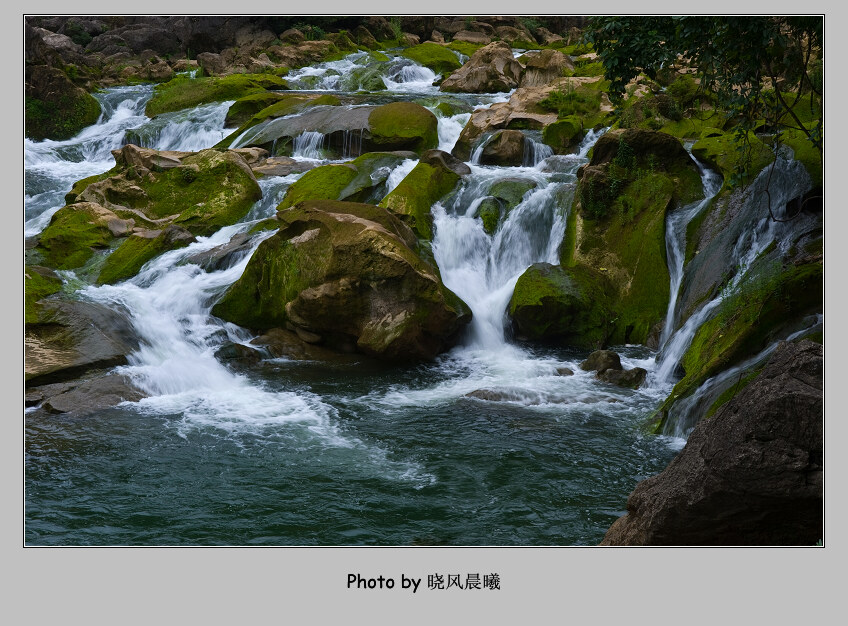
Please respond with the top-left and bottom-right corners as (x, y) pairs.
(36, 373), (146, 415)
(211, 199), (472, 361)
(580, 350), (622, 374)
(598, 367), (647, 389)
(601, 340), (823, 545)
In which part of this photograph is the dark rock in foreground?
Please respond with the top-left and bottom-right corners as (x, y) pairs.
(601, 340), (823, 545)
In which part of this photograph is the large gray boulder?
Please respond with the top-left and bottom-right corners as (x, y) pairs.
(601, 340), (823, 545)
(440, 41), (523, 93)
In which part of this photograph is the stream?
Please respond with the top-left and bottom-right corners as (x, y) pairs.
(24, 50), (814, 545)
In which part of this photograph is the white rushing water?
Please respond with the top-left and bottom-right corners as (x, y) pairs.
(652, 155), (814, 386)
(658, 158), (723, 349)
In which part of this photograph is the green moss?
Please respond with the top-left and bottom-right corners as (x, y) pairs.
(542, 116), (584, 153)
(379, 162), (459, 240)
(508, 263), (613, 349)
(703, 369), (761, 419)
(277, 164), (358, 210)
(36, 205), (116, 270)
(691, 131), (775, 191)
(570, 60), (605, 77)
(489, 179), (537, 209)
(25, 267), (63, 324)
(684, 203), (711, 264)
(225, 92), (290, 127)
(401, 42), (462, 75)
(145, 73), (289, 117)
(780, 127), (822, 187)
(139, 150), (262, 235)
(211, 233), (326, 330)
(25, 89), (101, 141)
(96, 230), (191, 285)
(476, 197), (501, 235)
(368, 102), (438, 153)
(446, 41), (484, 57)
(248, 218), (280, 234)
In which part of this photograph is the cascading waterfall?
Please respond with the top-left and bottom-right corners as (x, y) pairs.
(433, 131), (602, 349)
(292, 131), (327, 159)
(126, 100), (236, 152)
(522, 133), (554, 167)
(658, 158), (722, 349)
(653, 155), (815, 386)
(661, 314), (823, 439)
(25, 85), (154, 236)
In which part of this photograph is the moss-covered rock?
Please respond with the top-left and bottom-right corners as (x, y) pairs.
(655, 257), (823, 432)
(367, 102), (439, 153)
(211, 199), (471, 360)
(80, 149), (262, 237)
(379, 162), (460, 240)
(35, 202), (133, 271)
(97, 226), (196, 285)
(569, 130), (704, 346)
(145, 73), (289, 117)
(508, 262), (614, 349)
(25, 66), (101, 141)
(489, 178), (537, 208)
(400, 42), (462, 75)
(691, 131), (775, 190)
(25, 266), (63, 325)
(475, 197), (502, 235)
(278, 152), (411, 210)
(542, 116), (584, 153)
(225, 92), (291, 127)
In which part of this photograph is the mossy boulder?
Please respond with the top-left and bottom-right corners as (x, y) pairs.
(367, 102), (439, 153)
(225, 92), (291, 127)
(211, 199), (471, 360)
(145, 73), (289, 117)
(489, 178), (537, 208)
(97, 226), (196, 285)
(379, 161), (461, 240)
(25, 266), (63, 325)
(80, 148), (262, 237)
(570, 130), (704, 346)
(440, 41), (523, 93)
(25, 65), (101, 141)
(542, 116), (584, 154)
(508, 262), (614, 350)
(400, 42), (462, 75)
(278, 152), (412, 210)
(35, 202), (134, 271)
(476, 197), (502, 235)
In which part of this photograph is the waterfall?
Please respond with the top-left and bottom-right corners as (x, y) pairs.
(658, 158), (722, 348)
(432, 131), (602, 349)
(127, 101), (236, 152)
(292, 131), (327, 159)
(653, 156), (814, 386)
(25, 85), (154, 236)
(436, 112), (471, 153)
(661, 314), (822, 439)
(522, 134), (554, 167)
(382, 61), (439, 92)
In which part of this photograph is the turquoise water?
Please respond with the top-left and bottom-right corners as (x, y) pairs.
(26, 346), (679, 545)
(25, 51), (684, 546)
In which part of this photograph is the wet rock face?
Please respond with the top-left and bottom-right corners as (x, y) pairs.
(211, 199), (472, 361)
(440, 41), (523, 93)
(601, 340), (823, 546)
(25, 301), (140, 386)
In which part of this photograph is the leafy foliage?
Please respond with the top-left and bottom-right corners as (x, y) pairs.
(585, 17), (823, 156)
